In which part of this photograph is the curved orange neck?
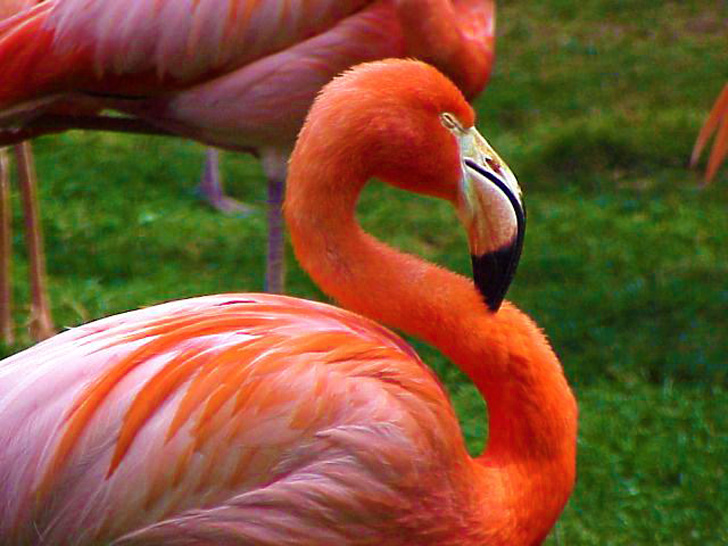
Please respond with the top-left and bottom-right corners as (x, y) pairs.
(286, 148), (577, 542)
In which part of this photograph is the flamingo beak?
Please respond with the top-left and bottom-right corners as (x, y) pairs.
(455, 127), (525, 311)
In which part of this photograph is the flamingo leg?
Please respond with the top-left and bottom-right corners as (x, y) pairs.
(261, 149), (290, 294)
(265, 176), (286, 294)
(0, 148), (13, 344)
(197, 148), (253, 215)
(14, 142), (54, 341)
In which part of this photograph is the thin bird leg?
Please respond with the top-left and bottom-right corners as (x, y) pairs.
(0, 148), (13, 344)
(197, 148), (253, 215)
(261, 150), (290, 294)
(14, 142), (54, 341)
(265, 176), (286, 294)
(5, 122), (257, 216)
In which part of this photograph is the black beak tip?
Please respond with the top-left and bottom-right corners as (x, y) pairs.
(463, 159), (526, 311)
(471, 241), (523, 313)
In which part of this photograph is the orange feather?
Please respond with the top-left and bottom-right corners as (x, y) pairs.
(691, 82), (728, 184)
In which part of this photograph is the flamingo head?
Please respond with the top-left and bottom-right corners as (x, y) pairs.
(290, 59), (524, 311)
(358, 60), (524, 312)
(448, 114), (524, 312)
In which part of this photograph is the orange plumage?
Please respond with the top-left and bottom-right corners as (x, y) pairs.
(691, 83), (728, 184)
(0, 59), (576, 545)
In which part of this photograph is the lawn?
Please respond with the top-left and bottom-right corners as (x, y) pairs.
(1, 0), (726, 543)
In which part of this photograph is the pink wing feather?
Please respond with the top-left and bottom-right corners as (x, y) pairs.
(0, 0), (496, 152)
(127, 2), (407, 150)
(0, 294), (466, 545)
(0, 0), (370, 107)
(44, 0), (370, 78)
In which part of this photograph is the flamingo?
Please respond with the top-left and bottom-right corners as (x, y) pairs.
(0, 59), (577, 545)
(691, 83), (728, 184)
(0, 0), (497, 331)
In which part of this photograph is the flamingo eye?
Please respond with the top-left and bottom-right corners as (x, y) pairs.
(440, 112), (462, 132)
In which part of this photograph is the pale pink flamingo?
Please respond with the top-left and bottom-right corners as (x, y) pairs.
(0, 0), (497, 326)
(0, 60), (577, 545)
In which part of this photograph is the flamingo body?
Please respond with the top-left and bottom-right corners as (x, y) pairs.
(125, 2), (408, 153)
(1, 294), (473, 545)
(0, 0), (494, 138)
(0, 60), (576, 545)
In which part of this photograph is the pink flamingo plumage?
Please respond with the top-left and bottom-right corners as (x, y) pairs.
(691, 82), (728, 184)
(0, 60), (576, 545)
(0, 0), (496, 308)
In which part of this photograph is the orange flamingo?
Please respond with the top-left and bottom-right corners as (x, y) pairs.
(0, 0), (496, 319)
(0, 60), (576, 545)
(691, 83), (728, 184)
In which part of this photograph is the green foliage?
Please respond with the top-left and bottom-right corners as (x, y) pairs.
(0, 0), (725, 543)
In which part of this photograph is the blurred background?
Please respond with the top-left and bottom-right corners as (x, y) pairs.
(1, 1), (726, 543)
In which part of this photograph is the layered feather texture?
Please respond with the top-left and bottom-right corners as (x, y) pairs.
(0, 0), (495, 144)
(0, 294), (479, 545)
(0, 0), (368, 102)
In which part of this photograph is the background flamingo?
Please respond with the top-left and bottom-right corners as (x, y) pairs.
(0, 60), (577, 545)
(0, 0), (228, 218)
(0, 0), (497, 341)
(691, 82), (728, 184)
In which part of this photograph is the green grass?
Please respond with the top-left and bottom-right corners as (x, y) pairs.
(2, 0), (727, 543)
(453, 381), (728, 544)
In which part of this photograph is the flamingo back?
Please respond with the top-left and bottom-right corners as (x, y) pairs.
(132, 2), (407, 150)
(0, 294), (471, 545)
(0, 0), (371, 109)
